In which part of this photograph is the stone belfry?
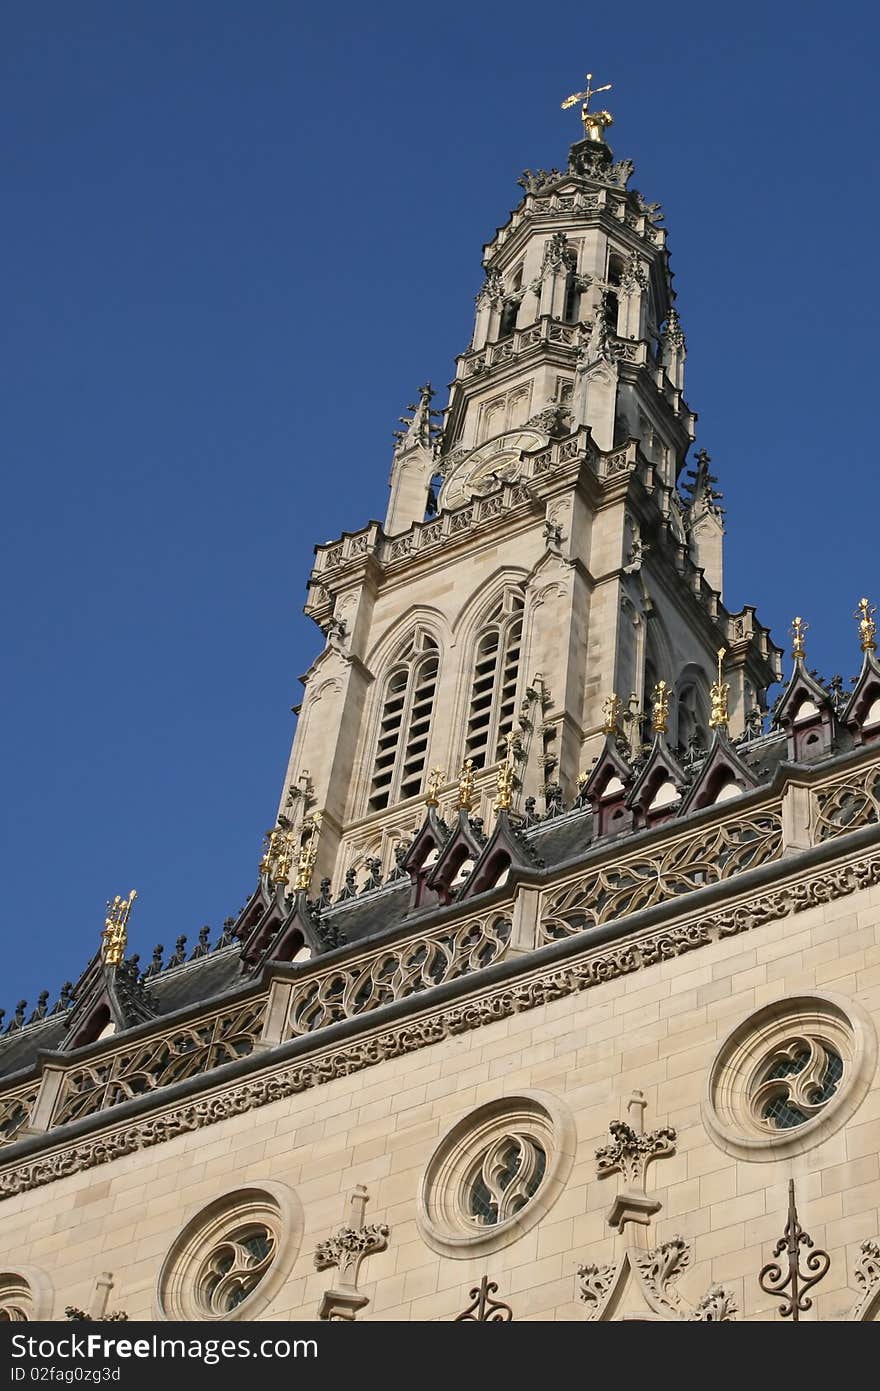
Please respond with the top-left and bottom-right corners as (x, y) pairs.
(279, 76), (780, 891)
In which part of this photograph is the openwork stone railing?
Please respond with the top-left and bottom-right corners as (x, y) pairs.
(813, 761), (880, 843)
(540, 808), (784, 942)
(287, 912), (512, 1036)
(51, 998), (269, 1129)
(0, 1082), (40, 1148)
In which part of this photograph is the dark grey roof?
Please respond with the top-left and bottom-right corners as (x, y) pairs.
(316, 879), (413, 945)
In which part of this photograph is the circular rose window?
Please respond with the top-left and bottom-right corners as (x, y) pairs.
(417, 1091), (575, 1257)
(703, 993), (877, 1160)
(156, 1184), (302, 1321)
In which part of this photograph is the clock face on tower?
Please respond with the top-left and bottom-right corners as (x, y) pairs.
(438, 428), (546, 511)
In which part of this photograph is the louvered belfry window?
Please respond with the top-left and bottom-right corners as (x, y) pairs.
(465, 593), (524, 769)
(369, 633), (440, 812)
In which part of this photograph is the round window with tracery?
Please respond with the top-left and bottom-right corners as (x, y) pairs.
(156, 1184), (302, 1322)
(703, 994), (877, 1161)
(417, 1092), (575, 1257)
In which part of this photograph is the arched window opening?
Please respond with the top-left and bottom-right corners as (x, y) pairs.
(563, 272), (581, 324)
(369, 634), (440, 812)
(677, 682), (707, 757)
(498, 298), (519, 338)
(465, 594), (524, 769)
(606, 254), (624, 334)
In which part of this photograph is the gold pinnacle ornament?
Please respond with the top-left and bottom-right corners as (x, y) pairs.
(790, 616), (808, 662)
(561, 70), (613, 141)
(651, 680), (670, 735)
(494, 733), (517, 812)
(856, 598), (877, 654)
(457, 758), (475, 811)
(601, 692), (622, 736)
(709, 647), (730, 730)
(101, 890), (137, 968)
(425, 767), (444, 808)
(259, 826), (283, 879)
(294, 813), (322, 893)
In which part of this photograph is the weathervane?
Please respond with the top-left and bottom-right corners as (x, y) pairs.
(561, 71), (613, 142)
(790, 615), (808, 662)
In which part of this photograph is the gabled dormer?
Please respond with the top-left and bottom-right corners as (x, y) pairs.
(62, 953), (158, 1052)
(626, 734), (688, 828)
(399, 804), (451, 910)
(843, 603), (880, 744)
(678, 729), (757, 815)
(774, 621), (838, 762)
(458, 808), (543, 899)
(580, 730), (635, 839)
(237, 878), (285, 971)
(424, 809), (487, 905)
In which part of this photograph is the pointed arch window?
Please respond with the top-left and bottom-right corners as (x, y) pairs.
(369, 632), (440, 812)
(465, 593), (524, 769)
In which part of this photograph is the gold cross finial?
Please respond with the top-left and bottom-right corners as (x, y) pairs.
(294, 813), (322, 892)
(101, 890), (137, 967)
(601, 692), (622, 736)
(457, 758), (475, 811)
(425, 767), (444, 808)
(709, 647), (730, 730)
(791, 616), (808, 662)
(856, 598), (877, 654)
(561, 70), (613, 141)
(651, 680), (670, 735)
(493, 732), (518, 812)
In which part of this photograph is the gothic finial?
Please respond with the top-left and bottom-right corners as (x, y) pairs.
(709, 647), (730, 730)
(425, 767), (444, 808)
(394, 383), (438, 453)
(601, 692), (622, 736)
(790, 616), (808, 662)
(101, 891), (137, 968)
(651, 681), (670, 735)
(494, 733), (518, 811)
(856, 598), (877, 654)
(295, 813), (322, 893)
(457, 758), (475, 812)
(561, 70), (613, 142)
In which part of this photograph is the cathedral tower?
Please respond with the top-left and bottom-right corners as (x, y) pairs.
(279, 82), (780, 893)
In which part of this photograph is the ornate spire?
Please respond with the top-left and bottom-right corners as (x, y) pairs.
(561, 70), (613, 142)
(425, 766), (444, 808)
(494, 733), (517, 811)
(709, 647), (730, 730)
(101, 891), (137, 968)
(662, 305), (685, 350)
(855, 598), (877, 654)
(790, 615), (808, 663)
(601, 692), (623, 737)
(392, 383), (441, 454)
(651, 680), (670, 735)
(457, 758), (475, 812)
(682, 448), (724, 518)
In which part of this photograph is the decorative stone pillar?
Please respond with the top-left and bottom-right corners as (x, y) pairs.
(314, 1185), (390, 1321)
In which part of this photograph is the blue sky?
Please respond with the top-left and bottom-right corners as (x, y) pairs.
(2, 0), (876, 1011)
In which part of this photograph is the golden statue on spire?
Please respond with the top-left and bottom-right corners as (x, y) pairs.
(651, 680), (670, 735)
(425, 767), (444, 808)
(101, 890), (137, 968)
(709, 647), (730, 730)
(601, 692), (622, 737)
(561, 70), (613, 142)
(494, 733), (518, 811)
(790, 616), (808, 662)
(457, 758), (475, 812)
(294, 813), (322, 893)
(856, 598), (877, 654)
